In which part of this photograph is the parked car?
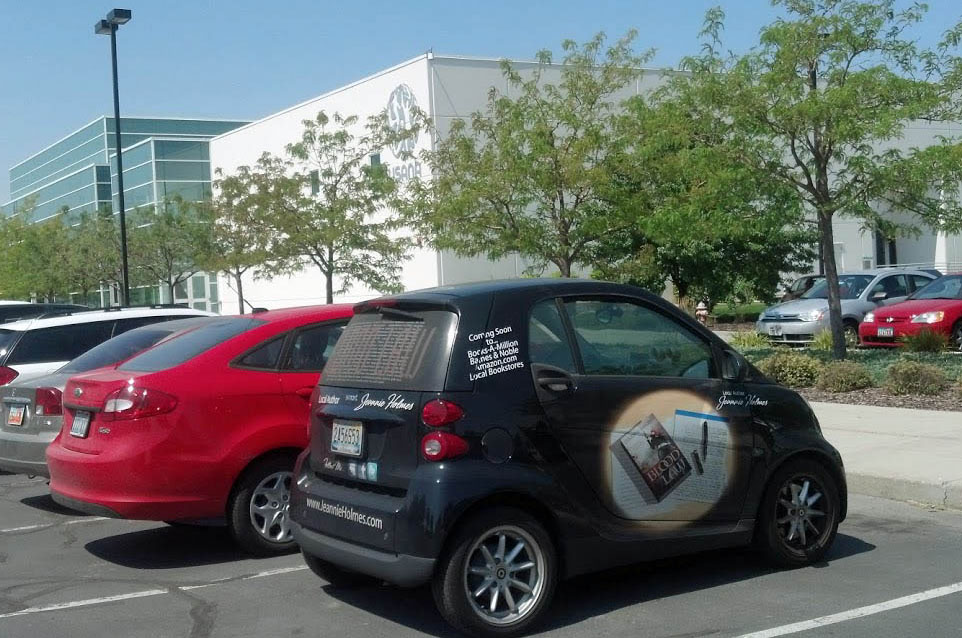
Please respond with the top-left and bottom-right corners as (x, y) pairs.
(859, 273), (962, 349)
(290, 279), (847, 637)
(0, 317), (215, 477)
(0, 306), (215, 386)
(0, 301), (89, 324)
(778, 274), (822, 302)
(755, 268), (936, 345)
(47, 305), (353, 555)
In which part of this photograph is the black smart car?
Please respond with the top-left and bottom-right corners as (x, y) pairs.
(290, 279), (846, 637)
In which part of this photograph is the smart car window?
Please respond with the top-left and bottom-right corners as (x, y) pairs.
(6, 321), (116, 365)
(527, 300), (576, 373)
(563, 299), (713, 378)
(119, 318), (263, 372)
(284, 323), (346, 372)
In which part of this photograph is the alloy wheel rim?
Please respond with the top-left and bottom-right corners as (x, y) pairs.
(775, 475), (829, 552)
(249, 471), (293, 543)
(463, 525), (546, 626)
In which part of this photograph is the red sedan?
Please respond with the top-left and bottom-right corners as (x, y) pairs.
(46, 305), (352, 555)
(859, 274), (962, 349)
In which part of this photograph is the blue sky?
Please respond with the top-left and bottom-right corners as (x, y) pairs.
(2, 0), (960, 202)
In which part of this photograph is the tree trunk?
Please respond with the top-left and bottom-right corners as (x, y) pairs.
(168, 281), (176, 306)
(558, 258), (572, 278)
(325, 271), (334, 304)
(817, 210), (846, 359)
(235, 271), (245, 314)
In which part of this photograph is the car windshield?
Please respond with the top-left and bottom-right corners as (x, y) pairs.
(909, 275), (962, 300)
(803, 275), (874, 300)
(118, 317), (263, 372)
(0, 329), (19, 359)
(58, 318), (211, 373)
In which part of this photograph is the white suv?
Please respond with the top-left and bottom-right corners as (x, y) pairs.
(0, 306), (216, 385)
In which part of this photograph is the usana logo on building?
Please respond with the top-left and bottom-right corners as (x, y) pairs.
(385, 84), (422, 181)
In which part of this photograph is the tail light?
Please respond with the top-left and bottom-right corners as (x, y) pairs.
(421, 431), (469, 462)
(101, 385), (178, 422)
(34, 387), (63, 416)
(0, 366), (19, 386)
(421, 399), (464, 427)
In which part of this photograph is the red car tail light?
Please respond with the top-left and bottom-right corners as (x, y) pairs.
(421, 399), (464, 427)
(34, 387), (63, 416)
(0, 366), (19, 386)
(101, 385), (178, 422)
(421, 431), (469, 462)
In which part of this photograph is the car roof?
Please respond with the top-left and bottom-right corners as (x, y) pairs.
(237, 304), (354, 323)
(836, 268), (934, 276)
(373, 278), (643, 303)
(0, 307), (216, 333)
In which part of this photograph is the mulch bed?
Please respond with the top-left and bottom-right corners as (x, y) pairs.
(799, 386), (962, 412)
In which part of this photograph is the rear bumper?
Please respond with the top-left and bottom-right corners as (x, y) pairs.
(0, 430), (56, 477)
(46, 440), (225, 521)
(292, 520), (435, 587)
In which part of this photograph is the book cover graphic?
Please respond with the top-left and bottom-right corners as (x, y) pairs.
(615, 413), (692, 503)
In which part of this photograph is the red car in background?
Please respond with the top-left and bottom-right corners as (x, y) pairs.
(859, 274), (962, 349)
(46, 305), (352, 555)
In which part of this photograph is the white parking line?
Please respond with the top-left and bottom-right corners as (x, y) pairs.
(0, 565), (310, 620)
(0, 517), (109, 534)
(737, 581), (962, 637)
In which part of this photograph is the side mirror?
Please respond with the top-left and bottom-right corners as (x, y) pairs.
(721, 350), (746, 382)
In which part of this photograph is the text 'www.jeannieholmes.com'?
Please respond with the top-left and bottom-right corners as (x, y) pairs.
(306, 498), (384, 530)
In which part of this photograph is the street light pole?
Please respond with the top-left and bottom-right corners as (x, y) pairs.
(96, 9), (132, 307)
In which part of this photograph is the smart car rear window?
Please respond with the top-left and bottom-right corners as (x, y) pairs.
(118, 318), (263, 372)
(322, 308), (457, 391)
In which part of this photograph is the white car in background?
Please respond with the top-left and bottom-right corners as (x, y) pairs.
(0, 306), (216, 386)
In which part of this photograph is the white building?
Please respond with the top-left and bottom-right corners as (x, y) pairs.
(209, 53), (962, 313)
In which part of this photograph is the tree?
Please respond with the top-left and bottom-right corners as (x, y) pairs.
(250, 111), (410, 304)
(128, 196), (213, 303)
(600, 91), (816, 308)
(198, 168), (274, 313)
(64, 209), (122, 303)
(0, 208), (70, 301)
(403, 32), (652, 277)
(675, 1), (962, 357)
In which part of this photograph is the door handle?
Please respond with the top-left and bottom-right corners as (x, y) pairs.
(535, 370), (574, 393)
(295, 387), (314, 400)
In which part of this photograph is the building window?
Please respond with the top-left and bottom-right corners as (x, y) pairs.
(309, 170), (319, 195)
(370, 154), (381, 166)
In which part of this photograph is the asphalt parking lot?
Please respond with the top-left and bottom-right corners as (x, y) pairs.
(2, 471), (961, 638)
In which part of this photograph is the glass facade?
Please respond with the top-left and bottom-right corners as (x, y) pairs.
(3, 116), (248, 309)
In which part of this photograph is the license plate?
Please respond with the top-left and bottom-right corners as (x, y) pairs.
(331, 419), (363, 457)
(767, 324), (783, 336)
(877, 327), (894, 337)
(6, 405), (25, 427)
(69, 411), (91, 438)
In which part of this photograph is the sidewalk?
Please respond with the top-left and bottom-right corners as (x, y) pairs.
(813, 401), (962, 510)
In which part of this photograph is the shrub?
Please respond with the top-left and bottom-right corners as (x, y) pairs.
(883, 361), (950, 395)
(756, 350), (822, 387)
(900, 329), (949, 353)
(816, 361), (874, 392)
(809, 330), (834, 352)
(731, 331), (769, 349)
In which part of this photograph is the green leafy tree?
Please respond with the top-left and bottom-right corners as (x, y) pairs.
(403, 32), (652, 277)
(0, 209), (71, 301)
(128, 197), (214, 303)
(198, 169), (274, 313)
(65, 209), (122, 304)
(250, 111), (410, 304)
(675, 1), (962, 357)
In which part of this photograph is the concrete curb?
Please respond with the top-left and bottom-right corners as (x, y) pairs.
(847, 472), (962, 511)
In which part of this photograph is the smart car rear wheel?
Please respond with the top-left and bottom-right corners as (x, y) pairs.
(758, 458), (840, 568)
(433, 506), (557, 638)
(227, 455), (297, 556)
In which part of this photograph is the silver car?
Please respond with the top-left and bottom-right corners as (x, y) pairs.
(0, 317), (212, 477)
(756, 269), (937, 345)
